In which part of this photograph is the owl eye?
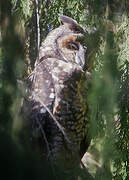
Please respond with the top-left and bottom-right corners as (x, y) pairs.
(66, 42), (79, 50)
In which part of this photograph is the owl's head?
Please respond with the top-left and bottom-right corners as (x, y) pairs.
(57, 14), (86, 68)
(36, 15), (87, 69)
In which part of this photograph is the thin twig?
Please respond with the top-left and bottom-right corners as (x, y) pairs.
(11, 0), (19, 13)
(36, 119), (57, 180)
(36, 119), (51, 156)
(35, 0), (40, 57)
(32, 92), (71, 144)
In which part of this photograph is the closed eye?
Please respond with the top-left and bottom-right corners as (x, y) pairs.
(66, 42), (79, 50)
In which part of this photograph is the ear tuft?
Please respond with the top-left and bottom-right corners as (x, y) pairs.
(58, 14), (78, 25)
(58, 14), (84, 33)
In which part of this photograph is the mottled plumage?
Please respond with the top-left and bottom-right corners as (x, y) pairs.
(23, 15), (91, 178)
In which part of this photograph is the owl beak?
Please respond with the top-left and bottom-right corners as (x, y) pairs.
(75, 45), (85, 68)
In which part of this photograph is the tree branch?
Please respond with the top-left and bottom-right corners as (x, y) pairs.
(35, 0), (40, 57)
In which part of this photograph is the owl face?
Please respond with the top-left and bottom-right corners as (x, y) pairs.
(57, 33), (86, 68)
(35, 15), (86, 69)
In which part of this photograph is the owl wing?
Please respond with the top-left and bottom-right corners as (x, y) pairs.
(26, 57), (84, 141)
(26, 58), (56, 135)
(31, 57), (83, 110)
(32, 59), (55, 108)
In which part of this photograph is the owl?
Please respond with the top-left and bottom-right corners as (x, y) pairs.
(23, 14), (92, 179)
